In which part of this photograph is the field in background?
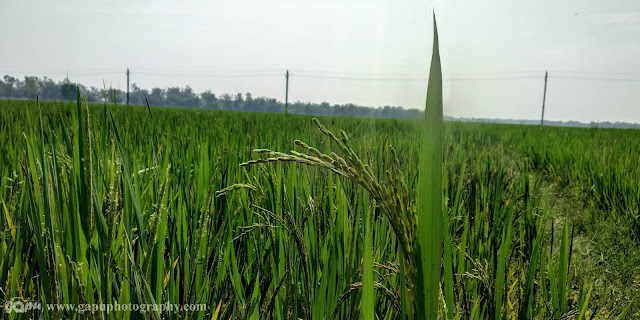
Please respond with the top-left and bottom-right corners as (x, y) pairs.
(0, 98), (638, 319)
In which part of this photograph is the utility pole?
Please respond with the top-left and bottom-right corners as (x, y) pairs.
(285, 70), (289, 114)
(540, 70), (548, 125)
(126, 68), (130, 105)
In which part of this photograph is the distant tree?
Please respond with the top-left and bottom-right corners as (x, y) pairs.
(36, 77), (58, 100)
(166, 87), (181, 107)
(219, 93), (232, 110)
(2, 75), (17, 98)
(234, 92), (244, 110)
(200, 90), (217, 109)
(0, 73), (426, 119)
(243, 92), (257, 111)
(60, 79), (77, 101)
(382, 106), (391, 118)
(22, 76), (40, 99)
(345, 103), (358, 117)
(147, 87), (165, 106)
(166, 86), (199, 108)
(129, 83), (149, 105)
(183, 86), (200, 108)
(84, 85), (101, 102)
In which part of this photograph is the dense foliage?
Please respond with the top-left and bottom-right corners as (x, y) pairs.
(0, 74), (421, 119)
(0, 97), (637, 319)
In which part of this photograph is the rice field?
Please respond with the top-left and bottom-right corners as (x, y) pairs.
(0, 25), (638, 320)
(0, 92), (638, 319)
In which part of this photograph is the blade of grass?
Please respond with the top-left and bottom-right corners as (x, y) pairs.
(559, 220), (570, 316)
(361, 196), (375, 319)
(416, 13), (443, 320)
(519, 222), (544, 320)
(494, 209), (513, 320)
(109, 111), (146, 252)
(577, 284), (592, 320)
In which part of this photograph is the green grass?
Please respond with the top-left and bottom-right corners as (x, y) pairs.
(0, 77), (638, 318)
(416, 15), (444, 320)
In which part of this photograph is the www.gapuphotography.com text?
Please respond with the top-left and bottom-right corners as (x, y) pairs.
(3, 298), (206, 315)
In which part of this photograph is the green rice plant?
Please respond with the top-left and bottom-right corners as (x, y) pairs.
(236, 18), (444, 319)
(1, 18), (639, 318)
(1, 99), (637, 319)
(361, 195), (375, 319)
(416, 14), (444, 320)
(240, 117), (416, 316)
(234, 23), (448, 316)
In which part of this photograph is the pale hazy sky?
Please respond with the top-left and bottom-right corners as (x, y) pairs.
(1, 0), (639, 123)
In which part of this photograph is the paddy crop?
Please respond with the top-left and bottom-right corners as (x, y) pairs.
(0, 27), (638, 318)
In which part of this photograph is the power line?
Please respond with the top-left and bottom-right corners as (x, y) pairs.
(68, 71), (123, 76)
(292, 73), (542, 81)
(134, 67), (285, 73)
(293, 73), (428, 81)
(446, 70), (542, 76)
(446, 76), (542, 81)
(1, 69), (282, 78)
(549, 70), (640, 77)
(290, 68), (428, 77)
(0, 71), (123, 76)
(291, 68), (544, 77)
(551, 76), (640, 82)
(135, 71), (281, 78)
(3, 68), (640, 82)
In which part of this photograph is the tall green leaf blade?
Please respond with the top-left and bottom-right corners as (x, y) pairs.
(361, 196), (374, 319)
(494, 209), (513, 320)
(36, 92), (60, 304)
(558, 220), (570, 316)
(24, 135), (53, 305)
(74, 88), (91, 240)
(577, 284), (592, 320)
(109, 111), (146, 252)
(442, 199), (455, 319)
(519, 223), (544, 320)
(616, 296), (636, 320)
(416, 13), (443, 320)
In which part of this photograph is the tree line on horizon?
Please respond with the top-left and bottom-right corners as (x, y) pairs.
(0, 74), (422, 119)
